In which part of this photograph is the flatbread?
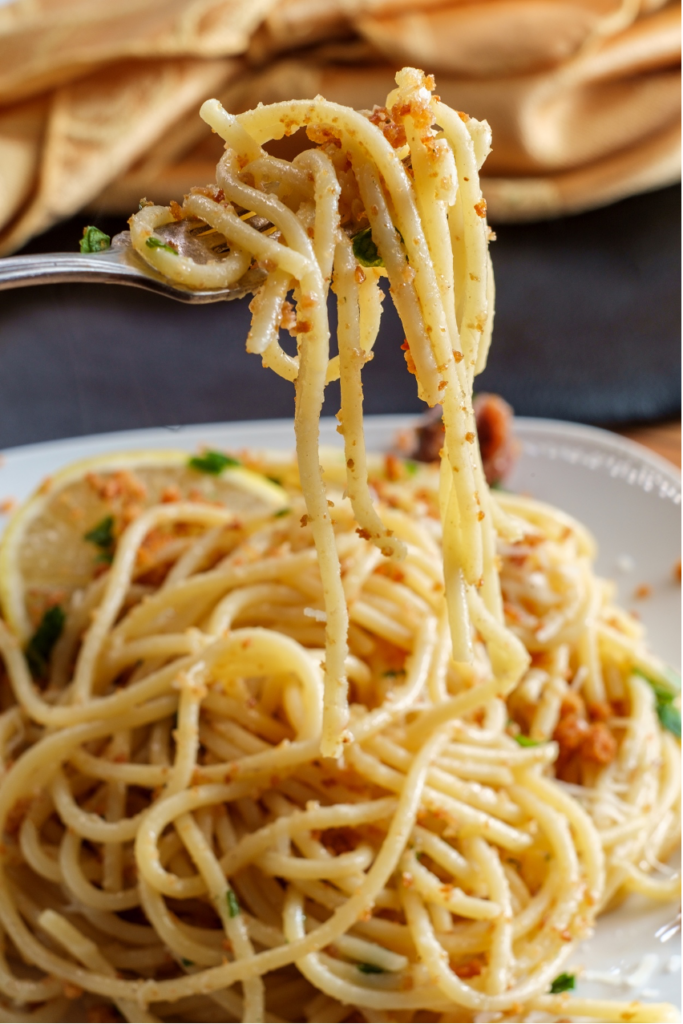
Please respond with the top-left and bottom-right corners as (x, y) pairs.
(0, 98), (48, 234)
(0, 58), (236, 254)
(0, 0), (679, 247)
(431, 4), (682, 174)
(356, 0), (626, 78)
(483, 118), (681, 220)
(250, 0), (658, 64)
(95, 9), (681, 223)
(0, 0), (277, 105)
(250, 5), (682, 178)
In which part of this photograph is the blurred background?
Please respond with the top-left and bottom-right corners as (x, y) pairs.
(0, 0), (680, 461)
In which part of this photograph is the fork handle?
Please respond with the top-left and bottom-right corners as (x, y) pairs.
(0, 251), (141, 290)
(0, 245), (264, 303)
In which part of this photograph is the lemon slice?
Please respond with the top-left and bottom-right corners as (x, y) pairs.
(0, 449), (287, 642)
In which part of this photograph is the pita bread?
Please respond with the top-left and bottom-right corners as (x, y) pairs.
(356, 0), (627, 78)
(251, 0), (643, 61)
(0, 58), (236, 254)
(0, 99), (48, 234)
(253, 6), (681, 175)
(0, 0), (277, 105)
(95, 11), (680, 224)
(433, 4), (682, 173)
(0, 0), (679, 247)
(358, 2), (602, 77)
(483, 117), (681, 219)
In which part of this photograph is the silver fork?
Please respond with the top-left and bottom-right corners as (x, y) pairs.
(0, 221), (266, 304)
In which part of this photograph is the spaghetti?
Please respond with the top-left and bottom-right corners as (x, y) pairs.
(0, 67), (678, 1023)
(130, 67), (505, 759)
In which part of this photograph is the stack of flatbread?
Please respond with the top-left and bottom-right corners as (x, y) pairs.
(0, 0), (679, 253)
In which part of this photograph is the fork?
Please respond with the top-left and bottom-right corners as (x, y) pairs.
(0, 221), (266, 304)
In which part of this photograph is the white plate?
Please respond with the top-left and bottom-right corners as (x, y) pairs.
(0, 415), (680, 1016)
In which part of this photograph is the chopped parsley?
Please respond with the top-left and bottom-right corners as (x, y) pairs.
(383, 668), (406, 678)
(352, 224), (407, 267)
(352, 227), (383, 268)
(513, 734), (542, 748)
(145, 236), (178, 255)
(180, 958), (194, 968)
(356, 962), (385, 974)
(550, 972), (576, 994)
(84, 515), (116, 564)
(226, 889), (240, 918)
(634, 665), (681, 694)
(274, 507), (291, 517)
(79, 226), (110, 253)
(189, 451), (240, 474)
(634, 668), (681, 739)
(657, 701), (681, 739)
(404, 460), (418, 476)
(26, 606), (65, 679)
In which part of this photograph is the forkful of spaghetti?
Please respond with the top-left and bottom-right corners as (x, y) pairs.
(128, 67), (527, 758)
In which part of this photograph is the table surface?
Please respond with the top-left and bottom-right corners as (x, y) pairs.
(0, 184), (679, 452)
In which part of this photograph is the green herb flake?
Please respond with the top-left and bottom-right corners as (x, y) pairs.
(513, 734), (542, 748)
(404, 460), (418, 476)
(383, 668), (406, 678)
(267, 476), (282, 486)
(226, 889), (240, 918)
(633, 665), (681, 695)
(26, 606), (66, 679)
(357, 962), (385, 974)
(145, 236), (178, 255)
(657, 702), (681, 739)
(80, 226), (111, 253)
(84, 515), (116, 563)
(274, 507), (291, 518)
(180, 958), (194, 968)
(189, 451), (240, 475)
(633, 668), (681, 739)
(352, 227), (383, 268)
(550, 972), (576, 995)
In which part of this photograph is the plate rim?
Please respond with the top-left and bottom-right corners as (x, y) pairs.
(0, 415), (680, 485)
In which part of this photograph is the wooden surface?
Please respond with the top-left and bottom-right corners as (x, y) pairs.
(618, 421), (681, 468)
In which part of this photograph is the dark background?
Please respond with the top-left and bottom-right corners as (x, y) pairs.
(1, 184), (679, 451)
